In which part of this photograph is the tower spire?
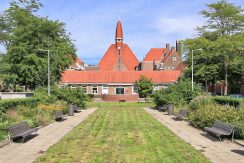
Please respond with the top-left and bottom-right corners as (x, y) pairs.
(115, 20), (123, 48)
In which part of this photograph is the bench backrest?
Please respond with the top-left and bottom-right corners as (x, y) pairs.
(213, 121), (234, 134)
(179, 109), (188, 117)
(9, 122), (31, 137)
(54, 110), (64, 118)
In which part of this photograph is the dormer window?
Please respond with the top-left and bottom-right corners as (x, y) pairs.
(173, 56), (177, 61)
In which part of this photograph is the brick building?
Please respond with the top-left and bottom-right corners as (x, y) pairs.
(60, 20), (184, 101)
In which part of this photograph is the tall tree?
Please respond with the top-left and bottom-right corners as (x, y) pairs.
(0, 0), (76, 90)
(184, 0), (244, 95)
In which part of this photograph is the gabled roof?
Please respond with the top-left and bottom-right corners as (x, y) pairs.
(75, 57), (83, 63)
(143, 48), (166, 62)
(98, 44), (139, 71)
(61, 70), (181, 84)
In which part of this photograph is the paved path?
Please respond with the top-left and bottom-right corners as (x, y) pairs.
(144, 108), (244, 163)
(0, 108), (97, 163)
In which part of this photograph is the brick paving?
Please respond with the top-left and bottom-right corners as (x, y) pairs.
(0, 108), (97, 163)
(144, 107), (244, 163)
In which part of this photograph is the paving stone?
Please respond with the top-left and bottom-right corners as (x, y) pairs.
(0, 108), (97, 163)
(144, 107), (244, 163)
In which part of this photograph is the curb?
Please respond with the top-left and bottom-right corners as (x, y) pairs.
(234, 140), (244, 147)
(0, 139), (10, 148)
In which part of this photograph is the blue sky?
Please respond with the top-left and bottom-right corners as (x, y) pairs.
(0, 0), (243, 64)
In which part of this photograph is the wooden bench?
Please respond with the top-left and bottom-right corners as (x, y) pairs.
(157, 105), (169, 112)
(9, 122), (38, 143)
(73, 105), (81, 113)
(174, 109), (188, 121)
(204, 121), (235, 141)
(54, 110), (65, 121)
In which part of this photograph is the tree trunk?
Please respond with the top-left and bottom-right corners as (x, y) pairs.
(205, 78), (208, 92)
(224, 62), (228, 95)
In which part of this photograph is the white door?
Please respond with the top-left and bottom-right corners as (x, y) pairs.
(102, 85), (108, 94)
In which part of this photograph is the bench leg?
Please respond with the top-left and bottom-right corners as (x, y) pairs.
(218, 136), (222, 141)
(21, 137), (26, 143)
(232, 131), (234, 142)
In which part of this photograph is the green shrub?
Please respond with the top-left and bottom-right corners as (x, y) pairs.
(35, 86), (88, 109)
(153, 79), (202, 106)
(189, 95), (215, 111)
(0, 106), (54, 141)
(213, 96), (244, 108)
(188, 104), (244, 138)
(0, 97), (39, 116)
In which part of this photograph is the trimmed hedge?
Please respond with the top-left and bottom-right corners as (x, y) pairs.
(213, 96), (244, 108)
(0, 98), (39, 117)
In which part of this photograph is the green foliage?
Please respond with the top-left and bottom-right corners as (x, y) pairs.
(0, 97), (39, 117)
(200, 0), (244, 35)
(213, 96), (244, 108)
(35, 86), (88, 109)
(0, 0), (76, 90)
(0, 106), (53, 141)
(135, 75), (153, 98)
(189, 95), (215, 111)
(188, 104), (244, 138)
(153, 79), (202, 106)
(183, 1), (244, 95)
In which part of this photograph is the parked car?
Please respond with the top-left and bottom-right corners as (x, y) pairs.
(228, 94), (244, 98)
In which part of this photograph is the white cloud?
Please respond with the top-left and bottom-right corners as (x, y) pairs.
(154, 16), (204, 40)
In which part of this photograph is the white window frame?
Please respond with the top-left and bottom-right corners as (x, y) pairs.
(132, 85), (138, 94)
(173, 56), (177, 61)
(102, 85), (108, 94)
(92, 85), (98, 94)
(115, 86), (125, 95)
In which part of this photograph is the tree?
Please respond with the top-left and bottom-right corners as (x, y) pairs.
(0, 0), (76, 90)
(184, 0), (244, 95)
(135, 75), (153, 100)
(199, 0), (244, 36)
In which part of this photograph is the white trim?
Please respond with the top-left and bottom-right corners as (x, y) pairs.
(114, 86), (125, 95)
(92, 85), (98, 94)
(132, 85), (138, 94)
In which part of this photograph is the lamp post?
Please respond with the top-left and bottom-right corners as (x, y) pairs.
(39, 49), (50, 96)
(191, 48), (203, 91)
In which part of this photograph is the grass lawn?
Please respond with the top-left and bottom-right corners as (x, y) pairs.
(35, 108), (209, 163)
(86, 101), (155, 108)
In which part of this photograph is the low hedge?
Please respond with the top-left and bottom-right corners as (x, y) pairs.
(0, 98), (40, 117)
(213, 96), (244, 108)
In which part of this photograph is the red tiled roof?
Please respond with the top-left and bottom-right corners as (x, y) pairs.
(61, 70), (181, 84)
(98, 44), (139, 71)
(75, 57), (83, 63)
(176, 63), (187, 71)
(162, 50), (173, 63)
(143, 48), (166, 61)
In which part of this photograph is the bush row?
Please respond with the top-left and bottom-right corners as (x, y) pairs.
(213, 96), (244, 108)
(0, 98), (39, 117)
(153, 79), (202, 107)
(188, 95), (244, 138)
(0, 86), (88, 141)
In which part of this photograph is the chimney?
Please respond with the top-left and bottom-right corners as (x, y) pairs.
(171, 47), (176, 51)
(166, 43), (170, 50)
(176, 40), (182, 53)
